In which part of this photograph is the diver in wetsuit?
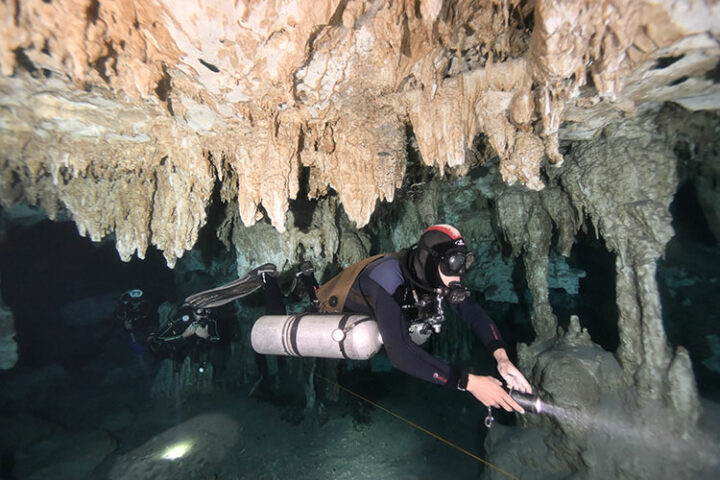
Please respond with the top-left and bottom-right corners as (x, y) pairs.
(176, 226), (530, 411)
(114, 288), (153, 352)
(146, 304), (221, 371)
(147, 264), (288, 371)
(316, 224), (532, 413)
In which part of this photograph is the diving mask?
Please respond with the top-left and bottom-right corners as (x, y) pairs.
(439, 249), (475, 276)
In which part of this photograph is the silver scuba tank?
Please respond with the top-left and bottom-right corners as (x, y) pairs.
(251, 313), (383, 360)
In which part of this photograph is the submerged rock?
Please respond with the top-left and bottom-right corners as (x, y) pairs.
(0, 298), (16, 370)
(107, 413), (240, 480)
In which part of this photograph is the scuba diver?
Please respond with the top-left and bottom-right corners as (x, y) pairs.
(146, 304), (220, 371)
(314, 224), (533, 413)
(114, 288), (154, 352)
(184, 225), (531, 413)
(146, 263), (288, 371)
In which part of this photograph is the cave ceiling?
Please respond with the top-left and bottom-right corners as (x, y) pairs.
(0, 0), (719, 265)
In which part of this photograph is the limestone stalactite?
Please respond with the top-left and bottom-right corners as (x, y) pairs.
(0, 76), (214, 266)
(2, 0), (716, 266)
(495, 189), (558, 340)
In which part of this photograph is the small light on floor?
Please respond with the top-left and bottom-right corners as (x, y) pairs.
(161, 441), (192, 460)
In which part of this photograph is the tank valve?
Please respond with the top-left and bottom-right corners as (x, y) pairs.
(331, 329), (346, 342)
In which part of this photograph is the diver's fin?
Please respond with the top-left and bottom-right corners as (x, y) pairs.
(184, 263), (277, 309)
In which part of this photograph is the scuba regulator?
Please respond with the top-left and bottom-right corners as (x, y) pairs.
(404, 282), (470, 345)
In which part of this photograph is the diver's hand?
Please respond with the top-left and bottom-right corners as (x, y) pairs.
(466, 374), (525, 413)
(497, 360), (532, 393)
(493, 349), (532, 394)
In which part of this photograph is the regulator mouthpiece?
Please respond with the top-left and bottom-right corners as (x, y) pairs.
(509, 390), (543, 414)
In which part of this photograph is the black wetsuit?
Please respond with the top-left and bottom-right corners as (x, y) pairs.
(344, 256), (506, 388)
(114, 295), (152, 332)
(114, 294), (153, 352)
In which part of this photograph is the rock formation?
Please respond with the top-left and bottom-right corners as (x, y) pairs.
(0, 294), (17, 369)
(1, 0), (718, 266)
(486, 114), (717, 478)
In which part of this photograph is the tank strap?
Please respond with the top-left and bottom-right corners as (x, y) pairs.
(337, 313), (354, 359)
(281, 313), (310, 356)
(337, 314), (375, 359)
(316, 254), (386, 313)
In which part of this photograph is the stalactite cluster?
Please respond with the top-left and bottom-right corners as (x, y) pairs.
(2, 0), (717, 267)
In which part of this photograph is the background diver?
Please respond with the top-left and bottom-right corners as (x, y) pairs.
(146, 304), (221, 371)
(183, 224), (531, 413)
(114, 288), (154, 353)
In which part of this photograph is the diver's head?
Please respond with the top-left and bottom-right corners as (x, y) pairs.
(410, 224), (475, 289)
(121, 288), (144, 305)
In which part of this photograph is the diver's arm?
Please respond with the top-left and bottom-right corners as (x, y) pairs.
(451, 297), (506, 353)
(451, 298), (532, 399)
(357, 274), (461, 387)
(147, 321), (179, 354)
(361, 278), (526, 411)
(466, 373), (524, 413)
(151, 320), (186, 342)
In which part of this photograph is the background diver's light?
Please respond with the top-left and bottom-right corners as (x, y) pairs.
(161, 441), (192, 460)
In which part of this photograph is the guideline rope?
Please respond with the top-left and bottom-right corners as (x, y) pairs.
(313, 372), (521, 480)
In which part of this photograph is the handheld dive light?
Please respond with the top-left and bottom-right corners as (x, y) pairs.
(485, 388), (545, 428)
(509, 389), (544, 414)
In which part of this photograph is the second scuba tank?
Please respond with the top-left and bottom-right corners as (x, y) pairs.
(251, 314), (383, 360)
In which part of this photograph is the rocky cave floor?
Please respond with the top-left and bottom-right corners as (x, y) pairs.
(2, 333), (720, 480)
(0, 339), (499, 480)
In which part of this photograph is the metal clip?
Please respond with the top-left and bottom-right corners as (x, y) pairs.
(484, 406), (494, 428)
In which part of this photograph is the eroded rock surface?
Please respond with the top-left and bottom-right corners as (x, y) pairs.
(487, 317), (718, 480)
(1, 0), (718, 265)
(0, 295), (17, 369)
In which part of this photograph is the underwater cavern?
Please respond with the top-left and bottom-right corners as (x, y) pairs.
(1, 1), (720, 479)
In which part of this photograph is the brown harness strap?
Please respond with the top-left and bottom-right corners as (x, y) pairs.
(316, 254), (386, 313)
